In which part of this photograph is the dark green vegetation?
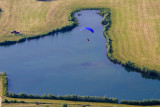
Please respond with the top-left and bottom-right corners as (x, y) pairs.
(3, 99), (25, 103)
(120, 99), (160, 106)
(6, 92), (118, 103)
(62, 103), (67, 107)
(0, 72), (7, 96)
(124, 61), (158, 76)
(0, 8), (2, 17)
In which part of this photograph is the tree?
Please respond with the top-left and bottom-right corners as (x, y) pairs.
(3, 99), (9, 103)
(62, 103), (67, 107)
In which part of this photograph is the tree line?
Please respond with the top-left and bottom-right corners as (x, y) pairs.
(120, 99), (160, 106)
(3, 99), (25, 103)
(0, 72), (7, 96)
(99, 8), (160, 76)
(6, 92), (118, 103)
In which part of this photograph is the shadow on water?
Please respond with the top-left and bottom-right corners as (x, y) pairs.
(124, 67), (160, 81)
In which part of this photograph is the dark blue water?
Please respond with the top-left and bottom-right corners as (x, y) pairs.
(0, 10), (160, 100)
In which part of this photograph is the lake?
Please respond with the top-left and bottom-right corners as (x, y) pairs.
(0, 10), (160, 100)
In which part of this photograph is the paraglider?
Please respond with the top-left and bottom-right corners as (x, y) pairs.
(80, 27), (94, 33)
(80, 27), (94, 42)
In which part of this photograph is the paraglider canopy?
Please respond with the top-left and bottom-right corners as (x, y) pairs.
(80, 27), (94, 33)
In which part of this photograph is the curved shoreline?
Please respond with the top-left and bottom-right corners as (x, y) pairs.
(0, 9), (160, 105)
(0, 8), (159, 77)
(99, 9), (160, 77)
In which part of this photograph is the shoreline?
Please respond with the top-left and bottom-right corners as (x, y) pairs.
(0, 7), (160, 102)
(0, 8), (159, 77)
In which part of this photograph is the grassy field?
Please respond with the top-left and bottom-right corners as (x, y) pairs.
(3, 97), (160, 107)
(0, 0), (160, 72)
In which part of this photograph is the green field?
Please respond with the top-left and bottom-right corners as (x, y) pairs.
(0, 0), (159, 72)
(3, 97), (160, 107)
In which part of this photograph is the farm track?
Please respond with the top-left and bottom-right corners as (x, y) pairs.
(0, 0), (159, 71)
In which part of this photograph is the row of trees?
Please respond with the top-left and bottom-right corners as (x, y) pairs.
(0, 72), (7, 96)
(98, 8), (111, 26)
(3, 99), (25, 103)
(4, 96), (160, 106)
(99, 8), (121, 65)
(124, 60), (158, 76)
(0, 8), (80, 46)
(120, 99), (160, 105)
(6, 92), (118, 103)
(99, 8), (160, 76)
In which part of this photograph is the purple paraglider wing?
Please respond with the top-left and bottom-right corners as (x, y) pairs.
(80, 27), (94, 33)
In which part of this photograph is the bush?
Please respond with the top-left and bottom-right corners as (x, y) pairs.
(62, 103), (67, 107)
(3, 99), (9, 103)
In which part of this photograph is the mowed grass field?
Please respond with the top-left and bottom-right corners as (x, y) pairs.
(3, 97), (160, 107)
(0, 0), (160, 71)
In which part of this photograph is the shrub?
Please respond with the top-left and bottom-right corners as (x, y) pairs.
(62, 103), (67, 107)
(3, 99), (9, 103)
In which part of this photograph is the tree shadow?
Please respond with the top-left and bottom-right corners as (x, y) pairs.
(124, 67), (160, 81)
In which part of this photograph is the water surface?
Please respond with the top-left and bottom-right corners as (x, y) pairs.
(0, 10), (160, 100)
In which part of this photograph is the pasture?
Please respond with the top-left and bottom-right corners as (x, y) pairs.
(3, 97), (160, 107)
